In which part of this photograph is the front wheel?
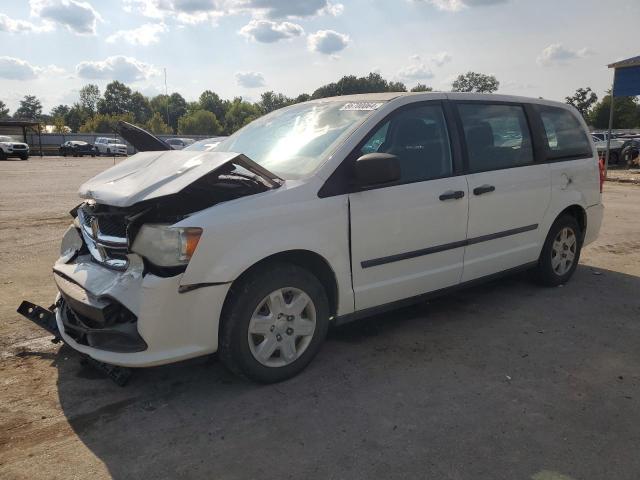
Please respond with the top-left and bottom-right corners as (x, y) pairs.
(219, 263), (329, 383)
(534, 214), (582, 286)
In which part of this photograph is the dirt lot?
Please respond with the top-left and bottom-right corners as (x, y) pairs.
(1, 157), (639, 480)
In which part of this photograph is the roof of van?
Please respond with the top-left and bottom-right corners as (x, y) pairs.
(311, 91), (572, 109)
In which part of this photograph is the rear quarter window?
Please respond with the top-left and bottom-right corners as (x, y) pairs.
(537, 106), (592, 160)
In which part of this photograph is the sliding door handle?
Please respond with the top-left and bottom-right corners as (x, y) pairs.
(473, 184), (495, 195)
(439, 190), (465, 201)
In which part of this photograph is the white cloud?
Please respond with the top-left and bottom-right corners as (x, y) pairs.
(430, 51), (452, 66)
(235, 71), (266, 88)
(0, 13), (50, 33)
(537, 43), (594, 66)
(398, 62), (434, 81)
(308, 29), (350, 55)
(123, 0), (343, 22)
(122, 0), (223, 24)
(0, 57), (40, 80)
(239, 19), (303, 43)
(238, 0), (344, 18)
(106, 23), (168, 46)
(415, 0), (507, 12)
(0, 56), (63, 80)
(30, 0), (102, 35)
(76, 56), (158, 82)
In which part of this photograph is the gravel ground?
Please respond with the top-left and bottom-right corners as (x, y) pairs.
(1, 157), (639, 480)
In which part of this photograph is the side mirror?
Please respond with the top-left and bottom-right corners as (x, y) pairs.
(353, 153), (400, 187)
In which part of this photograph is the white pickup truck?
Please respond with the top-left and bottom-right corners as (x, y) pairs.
(0, 135), (29, 160)
(94, 137), (128, 156)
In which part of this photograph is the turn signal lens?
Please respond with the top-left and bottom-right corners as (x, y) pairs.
(181, 228), (202, 261)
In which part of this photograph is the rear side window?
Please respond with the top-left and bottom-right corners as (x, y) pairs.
(538, 106), (592, 159)
(457, 103), (534, 171)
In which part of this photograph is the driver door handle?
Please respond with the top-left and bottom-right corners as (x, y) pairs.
(473, 184), (495, 195)
(439, 190), (465, 201)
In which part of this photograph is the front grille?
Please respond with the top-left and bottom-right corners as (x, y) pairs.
(12, 145), (27, 150)
(77, 206), (129, 270)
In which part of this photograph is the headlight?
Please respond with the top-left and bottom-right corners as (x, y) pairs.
(131, 224), (202, 267)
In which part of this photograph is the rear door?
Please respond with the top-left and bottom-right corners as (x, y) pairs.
(348, 101), (469, 310)
(454, 102), (551, 282)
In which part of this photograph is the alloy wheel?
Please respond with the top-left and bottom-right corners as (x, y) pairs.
(551, 227), (577, 276)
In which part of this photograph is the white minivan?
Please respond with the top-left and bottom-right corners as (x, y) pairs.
(49, 93), (603, 383)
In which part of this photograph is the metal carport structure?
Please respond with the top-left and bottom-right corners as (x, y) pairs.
(605, 55), (640, 172)
(0, 120), (43, 157)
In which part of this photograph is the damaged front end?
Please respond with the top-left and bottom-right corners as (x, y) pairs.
(19, 151), (282, 381)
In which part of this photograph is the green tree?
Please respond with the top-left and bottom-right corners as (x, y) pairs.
(130, 91), (152, 124)
(565, 87), (598, 120)
(50, 104), (70, 118)
(79, 113), (134, 133)
(79, 84), (100, 114)
(53, 116), (67, 133)
(199, 90), (228, 121)
(178, 110), (222, 135)
(13, 95), (43, 119)
(145, 112), (173, 134)
(590, 94), (640, 129)
(150, 92), (187, 132)
(0, 100), (10, 119)
(224, 97), (261, 134)
(65, 104), (89, 132)
(259, 91), (292, 114)
(294, 93), (311, 103)
(312, 72), (406, 99)
(411, 84), (433, 92)
(451, 72), (499, 93)
(97, 81), (132, 116)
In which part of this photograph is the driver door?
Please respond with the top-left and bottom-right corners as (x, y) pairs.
(349, 102), (469, 311)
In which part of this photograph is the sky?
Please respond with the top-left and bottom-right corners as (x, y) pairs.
(0, 0), (639, 113)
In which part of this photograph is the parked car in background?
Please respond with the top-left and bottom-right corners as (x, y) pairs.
(595, 138), (640, 166)
(166, 138), (195, 150)
(95, 137), (128, 156)
(0, 135), (29, 160)
(40, 92), (603, 383)
(60, 140), (96, 157)
(183, 137), (226, 151)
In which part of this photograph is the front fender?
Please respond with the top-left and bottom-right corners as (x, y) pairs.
(179, 192), (354, 316)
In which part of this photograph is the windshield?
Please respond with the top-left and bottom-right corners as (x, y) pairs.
(0, 135), (17, 142)
(212, 101), (383, 178)
(184, 138), (224, 151)
(108, 139), (120, 144)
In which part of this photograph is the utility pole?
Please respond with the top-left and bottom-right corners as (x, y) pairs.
(164, 68), (170, 131)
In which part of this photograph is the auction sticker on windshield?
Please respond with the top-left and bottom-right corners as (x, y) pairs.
(340, 102), (384, 111)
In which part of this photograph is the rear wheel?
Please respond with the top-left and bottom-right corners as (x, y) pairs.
(534, 214), (582, 286)
(219, 263), (329, 383)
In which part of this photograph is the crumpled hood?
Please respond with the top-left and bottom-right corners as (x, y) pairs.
(78, 150), (261, 207)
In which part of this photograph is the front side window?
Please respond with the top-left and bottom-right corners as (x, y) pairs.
(538, 106), (592, 159)
(213, 101), (381, 178)
(358, 104), (453, 183)
(458, 103), (534, 171)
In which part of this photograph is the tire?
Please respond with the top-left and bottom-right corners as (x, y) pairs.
(534, 214), (582, 286)
(107, 148), (111, 156)
(219, 262), (330, 383)
(609, 152), (619, 165)
(0, 150), (6, 160)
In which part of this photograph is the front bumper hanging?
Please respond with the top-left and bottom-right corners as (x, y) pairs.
(16, 300), (133, 386)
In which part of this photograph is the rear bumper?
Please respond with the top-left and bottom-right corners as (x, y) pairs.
(54, 253), (230, 367)
(584, 203), (604, 246)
